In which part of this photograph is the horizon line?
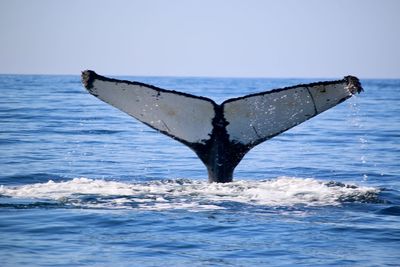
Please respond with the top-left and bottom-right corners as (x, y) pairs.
(0, 71), (399, 80)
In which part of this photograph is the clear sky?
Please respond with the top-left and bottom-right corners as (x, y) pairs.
(0, 0), (399, 78)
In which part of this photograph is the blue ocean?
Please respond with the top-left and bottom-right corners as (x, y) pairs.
(0, 75), (399, 266)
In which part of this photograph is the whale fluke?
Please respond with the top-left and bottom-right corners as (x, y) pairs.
(82, 70), (363, 183)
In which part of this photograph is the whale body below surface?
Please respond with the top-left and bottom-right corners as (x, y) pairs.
(81, 71), (363, 183)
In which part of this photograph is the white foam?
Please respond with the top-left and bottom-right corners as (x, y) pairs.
(0, 177), (379, 210)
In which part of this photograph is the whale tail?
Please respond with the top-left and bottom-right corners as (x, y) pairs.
(82, 70), (363, 182)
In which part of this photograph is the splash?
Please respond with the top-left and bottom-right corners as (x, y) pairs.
(0, 177), (379, 211)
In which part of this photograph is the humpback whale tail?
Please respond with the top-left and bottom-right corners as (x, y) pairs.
(81, 71), (363, 183)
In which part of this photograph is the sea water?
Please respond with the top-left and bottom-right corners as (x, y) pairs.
(0, 75), (399, 266)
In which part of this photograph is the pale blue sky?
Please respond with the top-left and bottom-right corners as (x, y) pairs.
(1, 0), (399, 78)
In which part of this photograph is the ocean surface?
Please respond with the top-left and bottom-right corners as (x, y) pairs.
(0, 75), (399, 266)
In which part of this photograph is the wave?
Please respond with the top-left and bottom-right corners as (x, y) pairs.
(0, 177), (380, 211)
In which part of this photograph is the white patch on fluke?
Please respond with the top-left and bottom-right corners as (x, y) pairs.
(91, 80), (215, 144)
(0, 177), (379, 211)
(224, 88), (315, 144)
(224, 82), (353, 145)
